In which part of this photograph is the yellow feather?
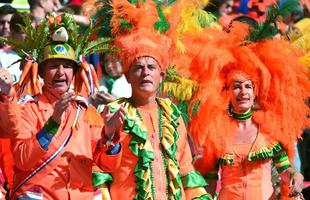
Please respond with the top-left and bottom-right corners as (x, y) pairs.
(299, 53), (310, 69)
(162, 76), (198, 101)
(291, 33), (310, 52)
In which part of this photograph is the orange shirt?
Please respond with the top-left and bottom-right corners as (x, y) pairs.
(0, 91), (103, 200)
(0, 139), (14, 189)
(96, 99), (207, 200)
(218, 133), (284, 200)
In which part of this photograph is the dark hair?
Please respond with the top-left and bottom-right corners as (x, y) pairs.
(232, 15), (258, 29)
(58, 5), (82, 15)
(27, 0), (40, 10)
(204, 0), (230, 13)
(10, 12), (26, 33)
(0, 4), (17, 16)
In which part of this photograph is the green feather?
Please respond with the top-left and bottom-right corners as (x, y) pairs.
(82, 44), (116, 56)
(82, 37), (114, 56)
(154, 1), (170, 33)
(248, 0), (300, 42)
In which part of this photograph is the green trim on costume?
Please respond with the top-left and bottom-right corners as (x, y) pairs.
(204, 173), (219, 180)
(277, 164), (291, 173)
(92, 172), (113, 187)
(273, 150), (291, 172)
(219, 142), (287, 166)
(230, 108), (253, 120)
(108, 98), (184, 200)
(218, 154), (234, 166)
(193, 193), (213, 200)
(158, 107), (169, 198)
(157, 98), (183, 199)
(44, 117), (59, 136)
(181, 170), (208, 188)
(274, 151), (289, 163)
(248, 142), (282, 161)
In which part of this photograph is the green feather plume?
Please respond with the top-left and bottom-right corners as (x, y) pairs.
(248, 0), (300, 42)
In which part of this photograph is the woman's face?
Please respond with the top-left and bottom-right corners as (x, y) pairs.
(219, 0), (233, 16)
(104, 54), (123, 78)
(230, 79), (255, 113)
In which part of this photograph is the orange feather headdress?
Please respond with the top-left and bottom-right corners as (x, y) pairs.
(187, 22), (310, 174)
(107, 0), (172, 72)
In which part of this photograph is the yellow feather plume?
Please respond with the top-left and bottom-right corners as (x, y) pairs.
(162, 75), (198, 101)
(291, 33), (310, 52)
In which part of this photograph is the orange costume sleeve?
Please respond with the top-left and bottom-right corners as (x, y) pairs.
(0, 93), (115, 199)
(0, 98), (54, 171)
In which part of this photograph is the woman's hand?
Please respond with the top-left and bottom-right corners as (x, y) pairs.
(289, 171), (304, 197)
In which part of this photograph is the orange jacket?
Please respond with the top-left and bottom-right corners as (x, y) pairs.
(0, 91), (108, 200)
(95, 99), (208, 200)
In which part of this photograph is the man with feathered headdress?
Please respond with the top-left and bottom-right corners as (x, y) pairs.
(93, 0), (212, 199)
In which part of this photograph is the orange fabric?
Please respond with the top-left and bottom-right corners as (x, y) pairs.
(0, 90), (103, 200)
(188, 25), (309, 171)
(102, 101), (196, 199)
(0, 139), (14, 190)
(194, 132), (292, 199)
(210, 133), (281, 200)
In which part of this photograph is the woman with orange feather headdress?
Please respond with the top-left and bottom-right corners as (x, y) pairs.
(186, 3), (309, 199)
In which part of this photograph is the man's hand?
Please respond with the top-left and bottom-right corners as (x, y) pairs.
(0, 69), (13, 96)
(52, 91), (76, 124)
(91, 91), (116, 108)
(103, 106), (125, 139)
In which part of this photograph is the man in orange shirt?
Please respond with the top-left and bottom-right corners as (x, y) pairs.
(0, 14), (114, 199)
(94, 23), (212, 200)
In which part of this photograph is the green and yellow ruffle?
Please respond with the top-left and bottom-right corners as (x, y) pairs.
(108, 98), (183, 200)
(218, 141), (291, 173)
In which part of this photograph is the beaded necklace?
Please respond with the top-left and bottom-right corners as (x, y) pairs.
(229, 107), (253, 120)
(135, 103), (170, 199)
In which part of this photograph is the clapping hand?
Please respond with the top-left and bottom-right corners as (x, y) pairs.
(52, 91), (76, 124)
(102, 106), (125, 139)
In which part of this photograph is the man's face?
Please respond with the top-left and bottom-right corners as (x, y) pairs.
(0, 14), (13, 37)
(126, 56), (164, 98)
(43, 59), (75, 97)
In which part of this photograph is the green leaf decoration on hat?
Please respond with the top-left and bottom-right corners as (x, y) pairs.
(0, 12), (114, 63)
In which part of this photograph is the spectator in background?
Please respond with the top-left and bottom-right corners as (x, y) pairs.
(0, 12), (26, 84)
(90, 53), (132, 112)
(0, 4), (17, 49)
(56, 1), (89, 26)
(0, 13), (27, 198)
(27, 0), (61, 25)
(204, 0), (239, 29)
